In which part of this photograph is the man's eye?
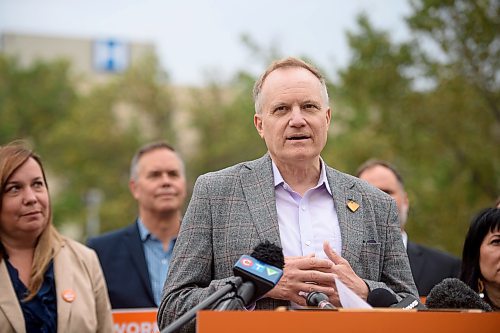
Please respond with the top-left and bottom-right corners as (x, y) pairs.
(304, 104), (318, 109)
(274, 106), (287, 112)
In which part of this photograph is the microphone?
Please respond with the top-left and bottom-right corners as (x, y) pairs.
(393, 294), (426, 310)
(214, 240), (284, 310)
(306, 291), (336, 309)
(426, 278), (492, 311)
(367, 288), (397, 307)
(161, 241), (283, 333)
(367, 288), (426, 310)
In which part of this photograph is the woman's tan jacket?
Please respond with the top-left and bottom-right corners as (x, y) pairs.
(0, 237), (113, 333)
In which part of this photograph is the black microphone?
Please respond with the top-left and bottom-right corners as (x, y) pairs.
(161, 241), (283, 333)
(426, 278), (492, 311)
(367, 288), (426, 310)
(367, 288), (398, 307)
(214, 240), (284, 310)
(306, 291), (336, 309)
(393, 294), (426, 310)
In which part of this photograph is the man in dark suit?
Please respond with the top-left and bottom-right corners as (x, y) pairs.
(357, 160), (461, 296)
(158, 57), (417, 332)
(88, 142), (187, 309)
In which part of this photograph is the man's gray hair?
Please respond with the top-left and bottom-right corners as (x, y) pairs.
(253, 57), (329, 114)
(129, 141), (185, 180)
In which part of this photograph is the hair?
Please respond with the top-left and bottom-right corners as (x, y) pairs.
(0, 140), (63, 301)
(355, 159), (405, 187)
(252, 57), (329, 114)
(460, 208), (500, 292)
(129, 141), (184, 180)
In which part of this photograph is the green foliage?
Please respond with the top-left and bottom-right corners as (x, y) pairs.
(1, 0), (497, 254)
(329, 1), (499, 254)
(186, 72), (266, 181)
(0, 54), (176, 238)
(0, 56), (77, 148)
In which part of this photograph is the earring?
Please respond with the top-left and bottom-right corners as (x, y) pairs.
(478, 279), (485, 299)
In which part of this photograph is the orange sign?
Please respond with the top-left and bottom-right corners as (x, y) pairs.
(112, 308), (159, 333)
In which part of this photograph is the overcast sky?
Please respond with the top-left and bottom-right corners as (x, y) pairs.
(0, 0), (412, 85)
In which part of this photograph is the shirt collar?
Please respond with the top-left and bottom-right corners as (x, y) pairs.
(137, 218), (153, 242)
(401, 230), (408, 249)
(271, 158), (332, 195)
(137, 218), (179, 246)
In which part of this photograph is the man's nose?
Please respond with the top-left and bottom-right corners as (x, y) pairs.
(289, 106), (306, 127)
(160, 173), (172, 185)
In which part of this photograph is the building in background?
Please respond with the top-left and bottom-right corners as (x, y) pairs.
(0, 31), (155, 85)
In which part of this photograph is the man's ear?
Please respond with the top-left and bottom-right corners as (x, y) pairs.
(326, 107), (332, 126)
(129, 179), (139, 200)
(254, 113), (264, 138)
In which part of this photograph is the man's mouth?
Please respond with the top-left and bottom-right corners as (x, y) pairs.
(287, 135), (310, 141)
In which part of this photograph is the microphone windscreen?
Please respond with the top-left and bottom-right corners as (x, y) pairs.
(250, 240), (285, 269)
(367, 288), (398, 307)
(426, 278), (492, 311)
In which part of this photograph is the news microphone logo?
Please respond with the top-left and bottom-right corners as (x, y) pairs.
(234, 255), (282, 286)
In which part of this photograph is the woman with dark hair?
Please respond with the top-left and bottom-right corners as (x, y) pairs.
(0, 141), (112, 332)
(460, 207), (500, 311)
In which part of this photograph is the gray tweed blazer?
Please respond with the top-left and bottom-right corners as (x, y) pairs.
(158, 154), (417, 331)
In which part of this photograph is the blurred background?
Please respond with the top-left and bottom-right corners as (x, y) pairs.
(0, 0), (498, 255)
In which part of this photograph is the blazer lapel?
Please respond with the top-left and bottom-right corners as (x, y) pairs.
(0, 260), (25, 333)
(124, 223), (155, 303)
(54, 241), (73, 333)
(327, 168), (364, 262)
(240, 154), (281, 246)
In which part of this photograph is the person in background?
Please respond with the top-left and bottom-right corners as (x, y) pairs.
(158, 57), (417, 332)
(356, 159), (461, 296)
(0, 140), (112, 332)
(88, 141), (187, 309)
(461, 207), (500, 311)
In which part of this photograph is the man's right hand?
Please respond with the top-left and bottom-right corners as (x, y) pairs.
(264, 254), (339, 306)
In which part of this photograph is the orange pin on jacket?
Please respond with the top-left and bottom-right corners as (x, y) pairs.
(0, 238), (112, 333)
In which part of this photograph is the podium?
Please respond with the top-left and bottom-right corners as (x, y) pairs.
(197, 309), (500, 333)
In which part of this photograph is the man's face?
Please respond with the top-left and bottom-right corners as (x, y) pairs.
(129, 148), (187, 217)
(254, 67), (331, 167)
(358, 165), (409, 229)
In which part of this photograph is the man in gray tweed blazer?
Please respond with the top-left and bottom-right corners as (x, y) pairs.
(158, 57), (418, 331)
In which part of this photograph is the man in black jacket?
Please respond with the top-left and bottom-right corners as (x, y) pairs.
(357, 160), (460, 296)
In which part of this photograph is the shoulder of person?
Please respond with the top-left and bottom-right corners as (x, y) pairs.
(197, 155), (270, 181)
(326, 166), (393, 202)
(86, 223), (137, 246)
(60, 237), (99, 262)
(410, 241), (460, 264)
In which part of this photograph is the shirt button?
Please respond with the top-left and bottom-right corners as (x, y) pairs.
(305, 240), (311, 246)
(301, 206), (306, 211)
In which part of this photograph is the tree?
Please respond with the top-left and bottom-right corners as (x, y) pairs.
(330, 2), (499, 254)
(186, 72), (266, 181)
(0, 55), (77, 149)
(45, 55), (177, 235)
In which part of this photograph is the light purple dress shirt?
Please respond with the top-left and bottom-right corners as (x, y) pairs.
(272, 159), (342, 259)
